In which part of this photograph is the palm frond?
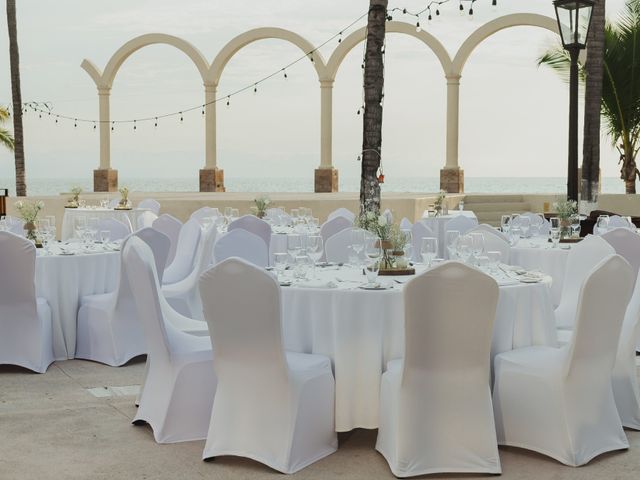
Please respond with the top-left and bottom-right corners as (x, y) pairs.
(0, 106), (9, 123)
(0, 127), (15, 151)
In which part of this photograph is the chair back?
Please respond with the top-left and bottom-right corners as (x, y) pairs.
(403, 262), (499, 385)
(602, 228), (640, 286)
(399, 217), (413, 231)
(132, 227), (171, 284)
(616, 269), (640, 372)
(152, 214), (182, 267)
(470, 223), (509, 241)
(190, 206), (220, 221)
(138, 198), (161, 215)
(228, 215), (272, 249)
(213, 228), (269, 268)
(327, 207), (355, 223)
(200, 258), (289, 384)
(320, 216), (352, 246)
(567, 255), (634, 379)
(411, 222), (436, 263)
(137, 211), (158, 229)
(162, 218), (201, 284)
(517, 212), (550, 236)
(556, 235), (616, 329)
(382, 209), (393, 224)
(0, 232), (38, 311)
(324, 227), (355, 264)
(607, 215), (634, 230)
(97, 218), (131, 241)
(444, 215), (478, 235)
(467, 226), (511, 263)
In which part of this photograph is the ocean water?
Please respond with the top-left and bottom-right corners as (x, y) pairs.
(0, 176), (632, 196)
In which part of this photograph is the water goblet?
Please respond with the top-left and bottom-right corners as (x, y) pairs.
(350, 228), (365, 267)
(595, 215), (610, 235)
(364, 237), (382, 285)
(470, 232), (485, 262)
(400, 229), (413, 263)
(273, 252), (289, 282)
(486, 251), (502, 274)
(500, 215), (511, 234)
(518, 216), (531, 238)
(306, 235), (324, 278)
(100, 230), (111, 246)
(287, 234), (302, 262)
(293, 255), (312, 280)
(457, 234), (474, 263)
(420, 237), (438, 267)
(570, 214), (581, 238)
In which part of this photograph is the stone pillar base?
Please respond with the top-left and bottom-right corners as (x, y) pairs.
(440, 167), (464, 193)
(94, 169), (118, 192)
(200, 168), (225, 192)
(315, 168), (339, 193)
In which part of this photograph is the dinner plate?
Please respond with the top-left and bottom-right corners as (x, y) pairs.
(519, 277), (543, 283)
(279, 281), (292, 287)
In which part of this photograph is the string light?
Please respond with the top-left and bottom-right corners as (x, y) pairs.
(133, 119), (137, 131)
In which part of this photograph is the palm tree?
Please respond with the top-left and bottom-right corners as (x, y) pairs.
(0, 107), (14, 151)
(360, 0), (388, 214)
(581, 0), (606, 202)
(6, 0), (26, 196)
(539, 0), (640, 194)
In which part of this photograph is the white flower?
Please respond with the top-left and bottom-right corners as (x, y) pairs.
(36, 201), (44, 209)
(378, 215), (387, 227)
(15, 201), (23, 209)
(366, 211), (376, 220)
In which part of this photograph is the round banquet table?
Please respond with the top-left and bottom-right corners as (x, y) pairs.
(35, 246), (120, 360)
(279, 265), (555, 432)
(510, 236), (571, 306)
(61, 208), (149, 241)
(421, 211), (478, 258)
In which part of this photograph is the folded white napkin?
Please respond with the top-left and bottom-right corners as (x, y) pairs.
(295, 280), (338, 289)
(496, 278), (519, 286)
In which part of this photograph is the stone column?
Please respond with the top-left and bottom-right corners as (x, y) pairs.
(315, 80), (338, 192)
(441, 75), (464, 193)
(94, 87), (118, 192)
(200, 83), (224, 192)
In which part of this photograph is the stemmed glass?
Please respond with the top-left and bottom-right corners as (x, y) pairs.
(457, 234), (474, 263)
(501, 215), (511, 234)
(100, 230), (111, 246)
(445, 230), (460, 259)
(273, 252), (289, 283)
(420, 237), (438, 267)
(306, 235), (324, 278)
(596, 215), (610, 235)
(400, 229), (413, 264)
(37, 219), (51, 253)
(486, 251), (502, 274)
(470, 232), (485, 263)
(570, 214), (581, 238)
(364, 236), (382, 286)
(518, 216), (531, 239)
(87, 218), (99, 246)
(287, 234), (302, 263)
(550, 217), (561, 248)
(75, 216), (87, 241)
(350, 228), (365, 267)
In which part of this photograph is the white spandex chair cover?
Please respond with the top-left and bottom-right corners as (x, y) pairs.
(0, 232), (54, 373)
(152, 214), (182, 267)
(124, 238), (216, 443)
(518, 212), (551, 236)
(399, 217), (413, 231)
(163, 226), (217, 319)
(137, 211), (158, 229)
(5, 216), (25, 236)
(97, 218), (131, 241)
(444, 215), (478, 235)
(213, 229), (269, 268)
(324, 227), (355, 264)
(376, 262), (501, 476)
(228, 215), (272, 249)
(471, 223), (509, 242)
(138, 198), (161, 215)
(555, 235), (615, 331)
(607, 215), (634, 230)
(612, 269), (640, 429)
(199, 258), (337, 473)
(382, 209), (393, 224)
(493, 255), (633, 466)
(602, 228), (640, 285)
(319, 216), (352, 261)
(467, 226), (511, 263)
(162, 219), (201, 285)
(411, 222), (436, 262)
(327, 207), (356, 223)
(190, 206), (220, 221)
(76, 228), (173, 366)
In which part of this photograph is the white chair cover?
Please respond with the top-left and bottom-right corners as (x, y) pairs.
(138, 198), (161, 215)
(162, 218), (201, 285)
(607, 215), (634, 230)
(190, 206), (220, 221)
(97, 218), (131, 241)
(470, 223), (509, 242)
(213, 229), (269, 268)
(399, 217), (413, 231)
(124, 238), (216, 443)
(602, 227), (640, 286)
(137, 211), (158, 229)
(493, 255), (633, 466)
(324, 227), (355, 264)
(228, 214), (272, 249)
(612, 269), (640, 428)
(382, 209), (393, 224)
(376, 262), (501, 476)
(163, 226), (217, 319)
(319, 216), (352, 261)
(0, 232), (54, 373)
(555, 235), (615, 330)
(467, 226), (511, 263)
(5, 215), (25, 236)
(327, 207), (356, 223)
(199, 258), (337, 473)
(411, 222), (436, 262)
(444, 215), (478, 235)
(131, 228), (170, 285)
(152, 214), (182, 267)
(518, 212), (550, 236)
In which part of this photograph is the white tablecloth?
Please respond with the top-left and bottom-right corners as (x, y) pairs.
(280, 265), (555, 431)
(511, 236), (571, 306)
(421, 211), (478, 258)
(35, 246), (120, 360)
(61, 208), (148, 240)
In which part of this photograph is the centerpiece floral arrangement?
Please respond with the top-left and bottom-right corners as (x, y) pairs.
(251, 195), (271, 218)
(553, 199), (578, 238)
(434, 190), (447, 216)
(15, 200), (44, 243)
(356, 210), (412, 272)
(66, 186), (82, 208)
(116, 187), (131, 209)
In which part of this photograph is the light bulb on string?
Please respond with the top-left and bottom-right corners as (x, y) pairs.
(74, 118), (77, 128)
(179, 112), (183, 122)
(133, 120), (137, 131)
(492, 0), (497, 11)
(416, 20), (421, 32)
(111, 121), (114, 131)
(201, 105), (205, 116)
(459, 3), (464, 15)
(55, 115), (58, 124)
(283, 68), (288, 79)
(226, 96), (230, 107)
(338, 31), (342, 43)
(93, 122), (96, 131)
(154, 117), (158, 128)
(254, 84), (258, 94)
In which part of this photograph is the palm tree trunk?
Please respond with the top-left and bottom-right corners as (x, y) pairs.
(621, 146), (638, 194)
(6, 0), (26, 197)
(580, 0), (606, 202)
(360, 0), (388, 215)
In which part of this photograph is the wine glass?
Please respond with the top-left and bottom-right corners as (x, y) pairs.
(420, 237), (438, 267)
(400, 229), (413, 263)
(364, 236), (382, 285)
(518, 216), (531, 238)
(500, 215), (511, 234)
(549, 217), (561, 248)
(87, 218), (100, 245)
(350, 228), (365, 266)
(570, 214), (581, 238)
(486, 251), (502, 274)
(273, 252), (289, 282)
(306, 235), (324, 278)
(230, 208), (240, 222)
(100, 230), (111, 245)
(290, 209), (300, 224)
(470, 232), (485, 262)
(596, 215), (610, 235)
(445, 230), (460, 259)
(287, 234), (302, 262)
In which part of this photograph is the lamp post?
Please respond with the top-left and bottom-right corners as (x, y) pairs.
(553, 0), (594, 202)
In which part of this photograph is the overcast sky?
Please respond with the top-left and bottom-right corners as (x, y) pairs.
(0, 0), (629, 183)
